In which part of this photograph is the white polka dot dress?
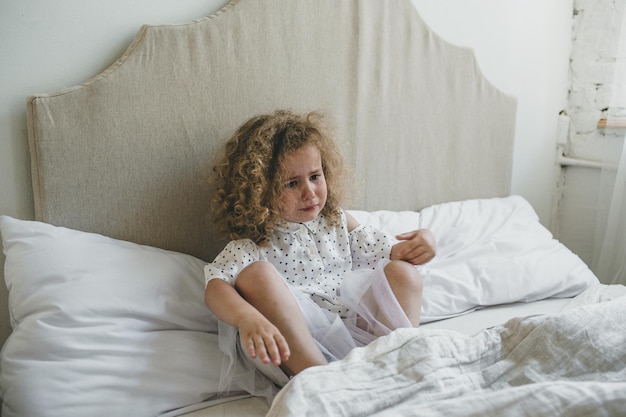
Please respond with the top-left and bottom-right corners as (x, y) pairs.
(204, 210), (393, 317)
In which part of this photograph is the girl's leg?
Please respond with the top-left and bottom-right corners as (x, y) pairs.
(235, 261), (328, 376)
(383, 260), (423, 327)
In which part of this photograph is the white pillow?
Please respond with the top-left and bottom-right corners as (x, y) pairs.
(349, 195), (599, 322)
(0, 216), (249, 417)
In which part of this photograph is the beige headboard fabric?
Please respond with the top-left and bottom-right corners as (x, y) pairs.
(26, 0), (516, 261)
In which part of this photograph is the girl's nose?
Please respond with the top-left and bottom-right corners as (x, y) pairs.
(302, 181), (315, 199)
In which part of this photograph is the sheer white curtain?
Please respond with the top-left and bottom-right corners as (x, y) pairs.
(592, 4), (626, 285)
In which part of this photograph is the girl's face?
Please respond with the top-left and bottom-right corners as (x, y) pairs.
(279, 144), (328, 223)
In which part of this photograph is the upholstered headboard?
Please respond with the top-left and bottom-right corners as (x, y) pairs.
(26, 0), (516, 262)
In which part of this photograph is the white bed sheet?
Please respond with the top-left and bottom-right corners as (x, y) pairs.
(178, 396), (268, 417)
(420, 297), (571, 334)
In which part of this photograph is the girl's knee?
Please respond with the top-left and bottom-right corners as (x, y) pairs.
(384, 260), (422, 291)
(235, 261), (284, 295)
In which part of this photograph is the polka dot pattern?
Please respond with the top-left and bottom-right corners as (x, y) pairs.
(205, 210), (393, 315)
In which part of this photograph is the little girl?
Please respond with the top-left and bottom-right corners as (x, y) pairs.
(204, 110), (436, 390)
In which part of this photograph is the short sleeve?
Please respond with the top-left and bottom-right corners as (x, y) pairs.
(204, 239), (261, 287)
(349, 225), (394, 270)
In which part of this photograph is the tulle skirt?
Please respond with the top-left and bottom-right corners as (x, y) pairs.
(215, 259), (414, 401)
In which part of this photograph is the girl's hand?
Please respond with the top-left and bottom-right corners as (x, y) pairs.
(238, 312), (291, 366)
(390, 229), (436, 265)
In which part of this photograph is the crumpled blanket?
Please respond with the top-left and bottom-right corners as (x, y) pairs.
(266, 285), (626, 417)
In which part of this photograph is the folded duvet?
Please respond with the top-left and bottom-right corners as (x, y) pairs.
(267, 285), (626, 417)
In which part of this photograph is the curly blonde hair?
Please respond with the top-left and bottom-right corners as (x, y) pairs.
(211, 110), (346, 245)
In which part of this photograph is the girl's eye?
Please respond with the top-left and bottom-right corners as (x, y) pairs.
(311, 173), (322, 181)
(286, 180), (298, 188)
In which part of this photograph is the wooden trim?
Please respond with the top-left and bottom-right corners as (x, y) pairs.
(598, 118), (626, 129)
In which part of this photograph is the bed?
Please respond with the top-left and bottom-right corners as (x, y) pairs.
(1, 0), (624, 416)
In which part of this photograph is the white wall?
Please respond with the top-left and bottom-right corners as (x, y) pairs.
(0, 1), (573, 346)
(555, 0), (626, 268)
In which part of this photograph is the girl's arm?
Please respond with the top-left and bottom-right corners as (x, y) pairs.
(345, 210), (436, 265)
(345, 211), (360, 232)
(204, 278), (289, 366)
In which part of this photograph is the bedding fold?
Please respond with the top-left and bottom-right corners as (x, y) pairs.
(267, 286), (626, 417)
